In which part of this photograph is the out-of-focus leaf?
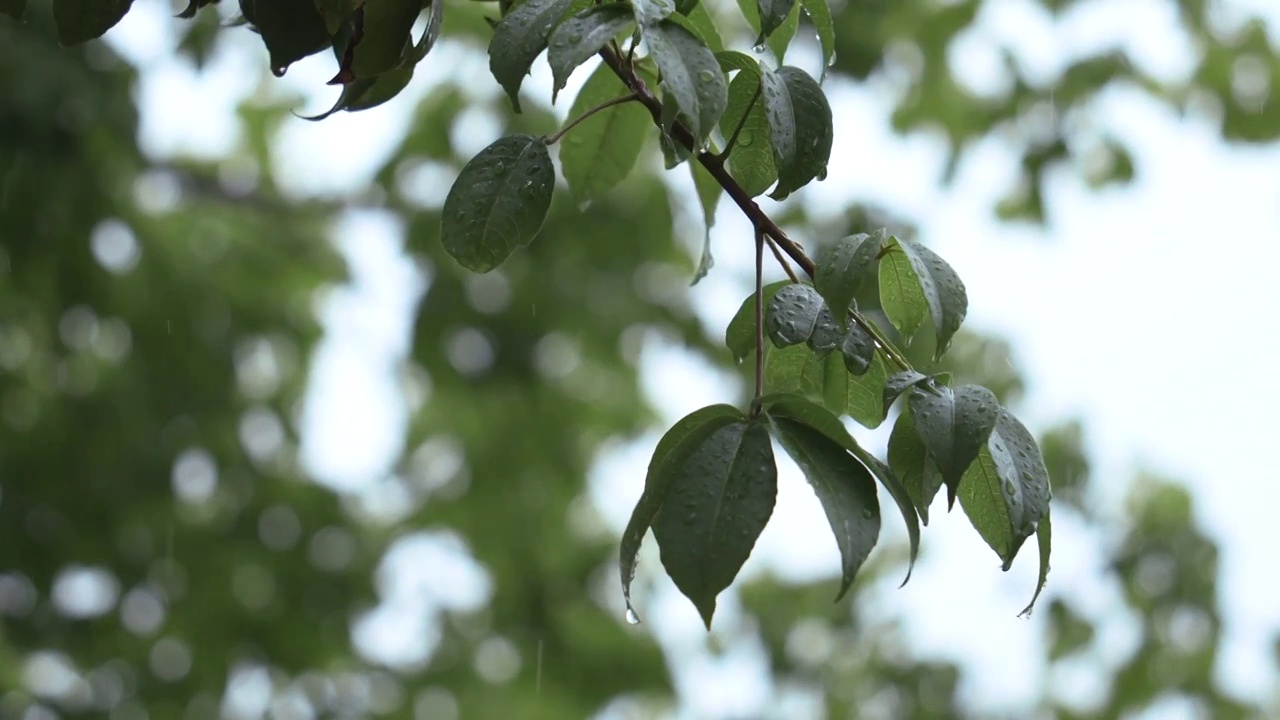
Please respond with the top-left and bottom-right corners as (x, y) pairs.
(54, 0), (133, 45)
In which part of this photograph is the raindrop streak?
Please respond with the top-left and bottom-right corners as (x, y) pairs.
(624, 607), (641, 625)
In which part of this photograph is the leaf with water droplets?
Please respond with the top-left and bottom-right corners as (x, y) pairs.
(619, 404), (743, 624)
(769, 66), (832, 200)
(441, 134), (556, 272)
(489, 0), (574, 112)
(882, 369), (930, 416)
(888, 405), (944, 524)
(651, 418), (777, 629)
(690, 159), (721, 284)
(644, 20), (727, 144)
(633, 0), (675, 26)
(877, 236), (968, 356)
(907, 384), (1000, 508)
(1020, 508), (1052, 617)
(548, 4), (635, 102)
(839, 322), (875, 375)
(719, 60), (776, 196)
(958, 409), (1051, 570)
(755, 0), (795, 44)
(758, 64), (797, 181)
(761, 394), (917, 586)
(679, 0), (723, 53)
(238, 0), (330, 71)
(799, 0), (835, 80)
(53, 0), (133, 45)
(759, 338), (887, 429)
(734, 0), (798, 64)
(766, 283), (824, 348)
(558, 64), (650, 200)
(725, 281), (789, 363)
(814, 230), (886, 322)
(767, 416), (879, 600)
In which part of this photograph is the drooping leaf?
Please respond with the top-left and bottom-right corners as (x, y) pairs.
(674, 0), (698, 14)
(766, 282), (824, 348)
(440, 134), (556, 272)
(558, 64), (650, 200)
(734, 0), (799, 64)
(799, 0), (835, 79)
(547, 4), (635, 101)
(301, 66), (416, 121)
(814, 230), (885, 322)
(882, 369), (930, 415)
(652, 419), (777, 628)
(844, 351), (889, 428)
(755, 0), (795, 44)
(763, 343), (887, 428)
(643, 20), (727, 144)
(679, 0), (723, 53)
(768, 417), (878, 600)
(839, 322), (875, 375)
(758, 64), (797, 179)
(878, 237), (928, 339)
(1020, 509), (1052, 617)
(761, 394), (917, 586)
(53, 0), (133, 45)
(239, 0), (330, 73)
(411, 0), (445, 62)
(489, 0), (574, 112)
(314, 0), (361, 34)
(719, 63), (776, 196)
(690, 160), (721, 284)
(725, 281), (789, 363)
(806, 305), (842, 355)
(878, 236), (968, 357)
(619, 404), (743, 622)
(959, 409), (1052, 570)
(348, 0), (421, 78)
(715, 49), (757, 74)
(632, 0), (674, 26)
(769, 66), (832, 200)
(888, 405), (944, 524)
(907, 384), (1000, 507)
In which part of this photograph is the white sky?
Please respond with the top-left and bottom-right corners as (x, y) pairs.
(103, 0), (1280, 716)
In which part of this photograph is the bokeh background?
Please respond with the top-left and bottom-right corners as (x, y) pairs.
(2, 0), (1278, 717)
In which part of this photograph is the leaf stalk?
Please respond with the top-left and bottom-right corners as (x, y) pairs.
(544, 91), (640, 145)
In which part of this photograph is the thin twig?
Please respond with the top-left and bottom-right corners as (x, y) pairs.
(718, 84), (761, 161)
(765, 236), (798, 283)
(753, 226), (765, 413)
(544, 92), (639, 145)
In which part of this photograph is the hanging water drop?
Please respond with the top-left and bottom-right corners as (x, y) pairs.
(624, 607), (641, 625)
(271, 64), (289, 78)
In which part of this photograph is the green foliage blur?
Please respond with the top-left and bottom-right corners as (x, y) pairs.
(2, 0), (1278, 717)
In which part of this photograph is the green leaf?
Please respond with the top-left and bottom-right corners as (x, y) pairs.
(814, 230), (886, 322)
(314, 0), (362, 34)
(839, 322), (875, 375)
(239, 0), (330, 72)
(882, 369), (929, 415)
(878, 237), (968, 356)
(888, 405), (944, 524)
(758, 64), (797, 179)
(679, 1), (724, 53)
(735, 0), (798, 64)
(348, 0), (421, 78)
(489, 0), (574, 112)
(716, 49), (758, 75)
(763, 344), (887, 428)
(768, 66), (832, 200)
(53, 0), (133, 45)
(632, 0), (674, 26)
(548, 5), (635, 101)
(756, 0), (795, 43)
(558, 64), (650, 200)
(799, 0), (834, 80)
(440, 134), (556, 272)
(766, 283), (823, 348)
(768, 417), (878, 601)
(619, 404), (743, 622)
(652, 419), (777, 628)
(1019, 509), (1052, 617)
(907, 384), (1000, 507)
(806, 305), (842, 355)
(760, 394), (917, 586)
(725, 281), (789, 363)
(844, 351), (889, 428)
(302, 66), (416, 121)
(959, 409), (1051, 570)
(719, 64), (776, 196)
(644, 20), (727, 144)
(411, 0), (445, 62)
(675, 0), (699, 14)
(1, 0), (23, 19)
(690, 160), (722, 284)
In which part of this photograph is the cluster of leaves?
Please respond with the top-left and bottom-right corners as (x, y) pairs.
(2, 0), (443, 119)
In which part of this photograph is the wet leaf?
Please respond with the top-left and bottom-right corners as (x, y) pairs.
(644, 20), (727, 143)
(177, 0), (218, 20)
(349, 0), (421, 78)
(54, 0), (134, 45)
(632, 0), (674, 26)
(907, 383), (1000, 507)
(547, 4), (635, 101)
(239, 0), (330, 72)
(301, 66), (415, 121)
(1, 0), (24, 20)
(888, 405), (943, 524)
(768, 416), (878, 601)
(755, 0), (794, 43)
(735, 0), (798, 64)
(766, 282), (824, 348)
(814, 230), (885, 322)
(763, 343), (887, 428)
(758, 64), (796, 180)
(619, 404), (743, 623)
(839, 322), (875, 375)
(489, 0), (574, 112)
(441, 134), (556, 272)
(882, 369), (929, 416)
(800, 0), (835, 79)
(877, 236), (968, 356)
(314, 0), (361, 33)
(958, 409), (1051, 570)
(1020, 509), (1052, 617)
(558, 64), (650, 199)
(768, 67), (832, 200)
(719, 62), (776, 196)
(691, 159), (721, 284)
(652, 418), (777, 628)
(725, 281), (789, 363)
(679, 0), (723, 53)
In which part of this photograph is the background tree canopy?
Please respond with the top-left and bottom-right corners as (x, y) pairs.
(2, 0), (1278, 717)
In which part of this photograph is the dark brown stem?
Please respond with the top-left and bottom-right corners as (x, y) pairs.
(753, 227), (765, 413)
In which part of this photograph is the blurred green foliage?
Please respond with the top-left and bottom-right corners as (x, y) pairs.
(2, 0), (1278, 717)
